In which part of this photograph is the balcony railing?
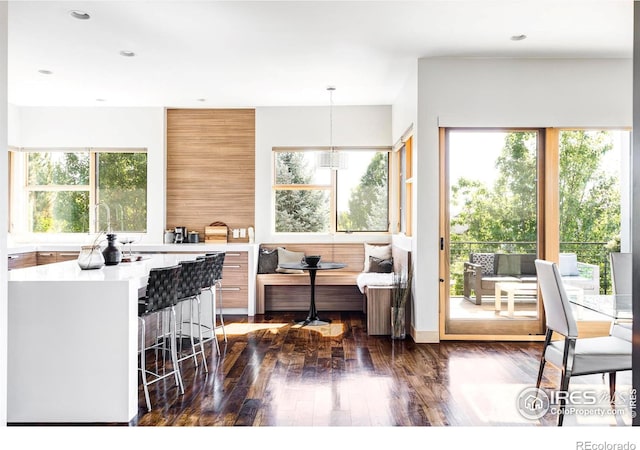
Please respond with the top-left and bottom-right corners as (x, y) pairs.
(449, 241), (611, 295)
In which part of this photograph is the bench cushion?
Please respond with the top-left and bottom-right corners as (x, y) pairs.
(356, 272), (394, 294)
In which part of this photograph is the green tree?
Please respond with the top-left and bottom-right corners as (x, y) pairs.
(97, 153), (148, 232)
(275, 152), (328, 232)
(339, 152), (388, 231)
(450, 130), (621, 293)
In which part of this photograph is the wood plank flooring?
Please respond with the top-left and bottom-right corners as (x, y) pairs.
(134, 312), (633, 427)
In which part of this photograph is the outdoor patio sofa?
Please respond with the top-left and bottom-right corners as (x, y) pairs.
(463, 252), (600, 305)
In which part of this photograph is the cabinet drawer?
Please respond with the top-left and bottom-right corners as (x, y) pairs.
(218, 286), (248, 309)
(37, 252), (57, 265)
(223, 251), (247, 265)
(56, 252), (79, 262)
(8, 252), (37, 270)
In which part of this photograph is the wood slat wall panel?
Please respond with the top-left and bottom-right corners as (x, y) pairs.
(166, 109), (255, 238)
(260, 243), (369, 272)
(264, 285), (364, 312)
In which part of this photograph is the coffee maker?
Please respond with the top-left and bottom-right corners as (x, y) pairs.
(174, 226), (187, 244)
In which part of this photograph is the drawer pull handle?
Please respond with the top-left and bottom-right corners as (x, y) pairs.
(223, 265), (241, 269)
(58, 253), (78, 257)
(8, 255), (19, 259)
(38, 253), (54, 256)
(226, 253), (242, 257)
(221, 287), (241, 291)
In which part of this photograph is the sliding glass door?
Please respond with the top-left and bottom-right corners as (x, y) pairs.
(442, 129), (544, 337)
(440, 128), (630, 340)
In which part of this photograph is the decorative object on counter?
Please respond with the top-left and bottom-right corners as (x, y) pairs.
(391, 269), (412, 340)
(164, 229), (175, 244)
(188, 231), (200, 243)
(232, 228), (240, 239)
(174, 226), (187, 244)
(205, 222), (228, 244)
(77, 245), (105, 270)
(248, 226), (255, 243)
(102, 233), (122, 266)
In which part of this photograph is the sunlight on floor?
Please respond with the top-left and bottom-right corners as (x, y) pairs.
(214, 323), (287, 335)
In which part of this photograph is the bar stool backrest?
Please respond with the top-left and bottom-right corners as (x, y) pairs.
(145, 265), (182, 314)
(206, 252), (225, 282)
(178, 259), (205, 299)
(197, 254), (217, 289)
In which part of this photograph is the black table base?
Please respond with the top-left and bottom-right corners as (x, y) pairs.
(278, 262), (346, 328)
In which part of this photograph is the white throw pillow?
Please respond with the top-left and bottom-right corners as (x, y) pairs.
(559, 253), (579, 276)
(276, 248), (305, 274)
(363, 243), (392, 272)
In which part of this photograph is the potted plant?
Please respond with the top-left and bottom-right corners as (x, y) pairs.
(391, 269), (412, 339)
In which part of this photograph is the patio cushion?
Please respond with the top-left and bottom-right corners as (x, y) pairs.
(471, 253), (495, 275)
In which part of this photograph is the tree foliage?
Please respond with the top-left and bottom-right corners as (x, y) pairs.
(451, 130), (620, 252)
(339, 152), (388, 231)
(275, 152), (328, 232)
(26, 151), (147, 233)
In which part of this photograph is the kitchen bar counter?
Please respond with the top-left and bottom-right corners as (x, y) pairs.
(7, 253), (213, 423)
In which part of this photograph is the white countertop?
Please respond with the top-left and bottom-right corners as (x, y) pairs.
(7, 253), (209, 284)
(8, 242), (258, 254)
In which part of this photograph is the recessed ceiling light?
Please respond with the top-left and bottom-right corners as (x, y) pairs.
(70, 10), (90, 20)
(119, 50), (136, 57)
(510, 34), (527, 41)
(196, 98), (206, 102)
(96, 98), (106, 102)
(38, 69), (53, 75)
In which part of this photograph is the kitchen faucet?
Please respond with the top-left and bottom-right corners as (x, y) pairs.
(95, 202), (111, 233)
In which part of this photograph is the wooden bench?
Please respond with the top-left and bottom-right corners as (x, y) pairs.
(256, 243), (371, 314)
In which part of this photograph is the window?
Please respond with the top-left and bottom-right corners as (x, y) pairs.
(397, 135), (413, 236)
(273, 148), (390, 233)
(11, 148), (147, 233)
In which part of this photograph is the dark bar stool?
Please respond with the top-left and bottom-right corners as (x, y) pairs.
(197, 252), (226, 353)
(138, 264), (184, 412)
(176, 258), (208, 372)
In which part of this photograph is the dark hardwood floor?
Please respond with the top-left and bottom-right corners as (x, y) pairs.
(134, 312), (632, 427)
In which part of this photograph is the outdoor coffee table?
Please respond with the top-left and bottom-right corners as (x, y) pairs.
(495, 282), (583, 318)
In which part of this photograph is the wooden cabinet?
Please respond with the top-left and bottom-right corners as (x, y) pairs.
(8, 252), (37, 270)
(56, 251), (80, 262)
(220, 251), (248, 309)
(37, 251), (80, 265)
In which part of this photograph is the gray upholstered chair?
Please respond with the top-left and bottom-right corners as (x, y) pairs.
(610, 252), (632, 295)
(609, 252), (633, 341)
(534, 259), (632, 426)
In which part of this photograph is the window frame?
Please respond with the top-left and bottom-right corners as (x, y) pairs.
(272, 146), (392, 234)
(10, 147), (148, 234)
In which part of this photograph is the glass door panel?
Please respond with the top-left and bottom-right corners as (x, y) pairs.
(558, 130), (630, 297)
(444, 129), (544, 337)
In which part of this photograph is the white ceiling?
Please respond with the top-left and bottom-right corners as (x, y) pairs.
(7, 0), (634, 107)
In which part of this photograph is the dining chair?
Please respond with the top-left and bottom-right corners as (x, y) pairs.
(138, 264), (184, 412)
(610, 252), (632, 295)
(609, 252), (633, 342)
(534, 259), (632, 426)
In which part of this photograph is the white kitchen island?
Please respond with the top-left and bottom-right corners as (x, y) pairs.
(7, 253), (206, 423)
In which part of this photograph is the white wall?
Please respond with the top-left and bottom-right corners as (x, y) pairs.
(255, 105), (392, 243)
(7, 103), (19, 147)
(0, 1), (8, 427)
(411, 57), (632, 341)
(391, 60), (418, 144)
(12, 107), (166, 242)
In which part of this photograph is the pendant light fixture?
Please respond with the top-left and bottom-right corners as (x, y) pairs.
(318, 86), (347, 170)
